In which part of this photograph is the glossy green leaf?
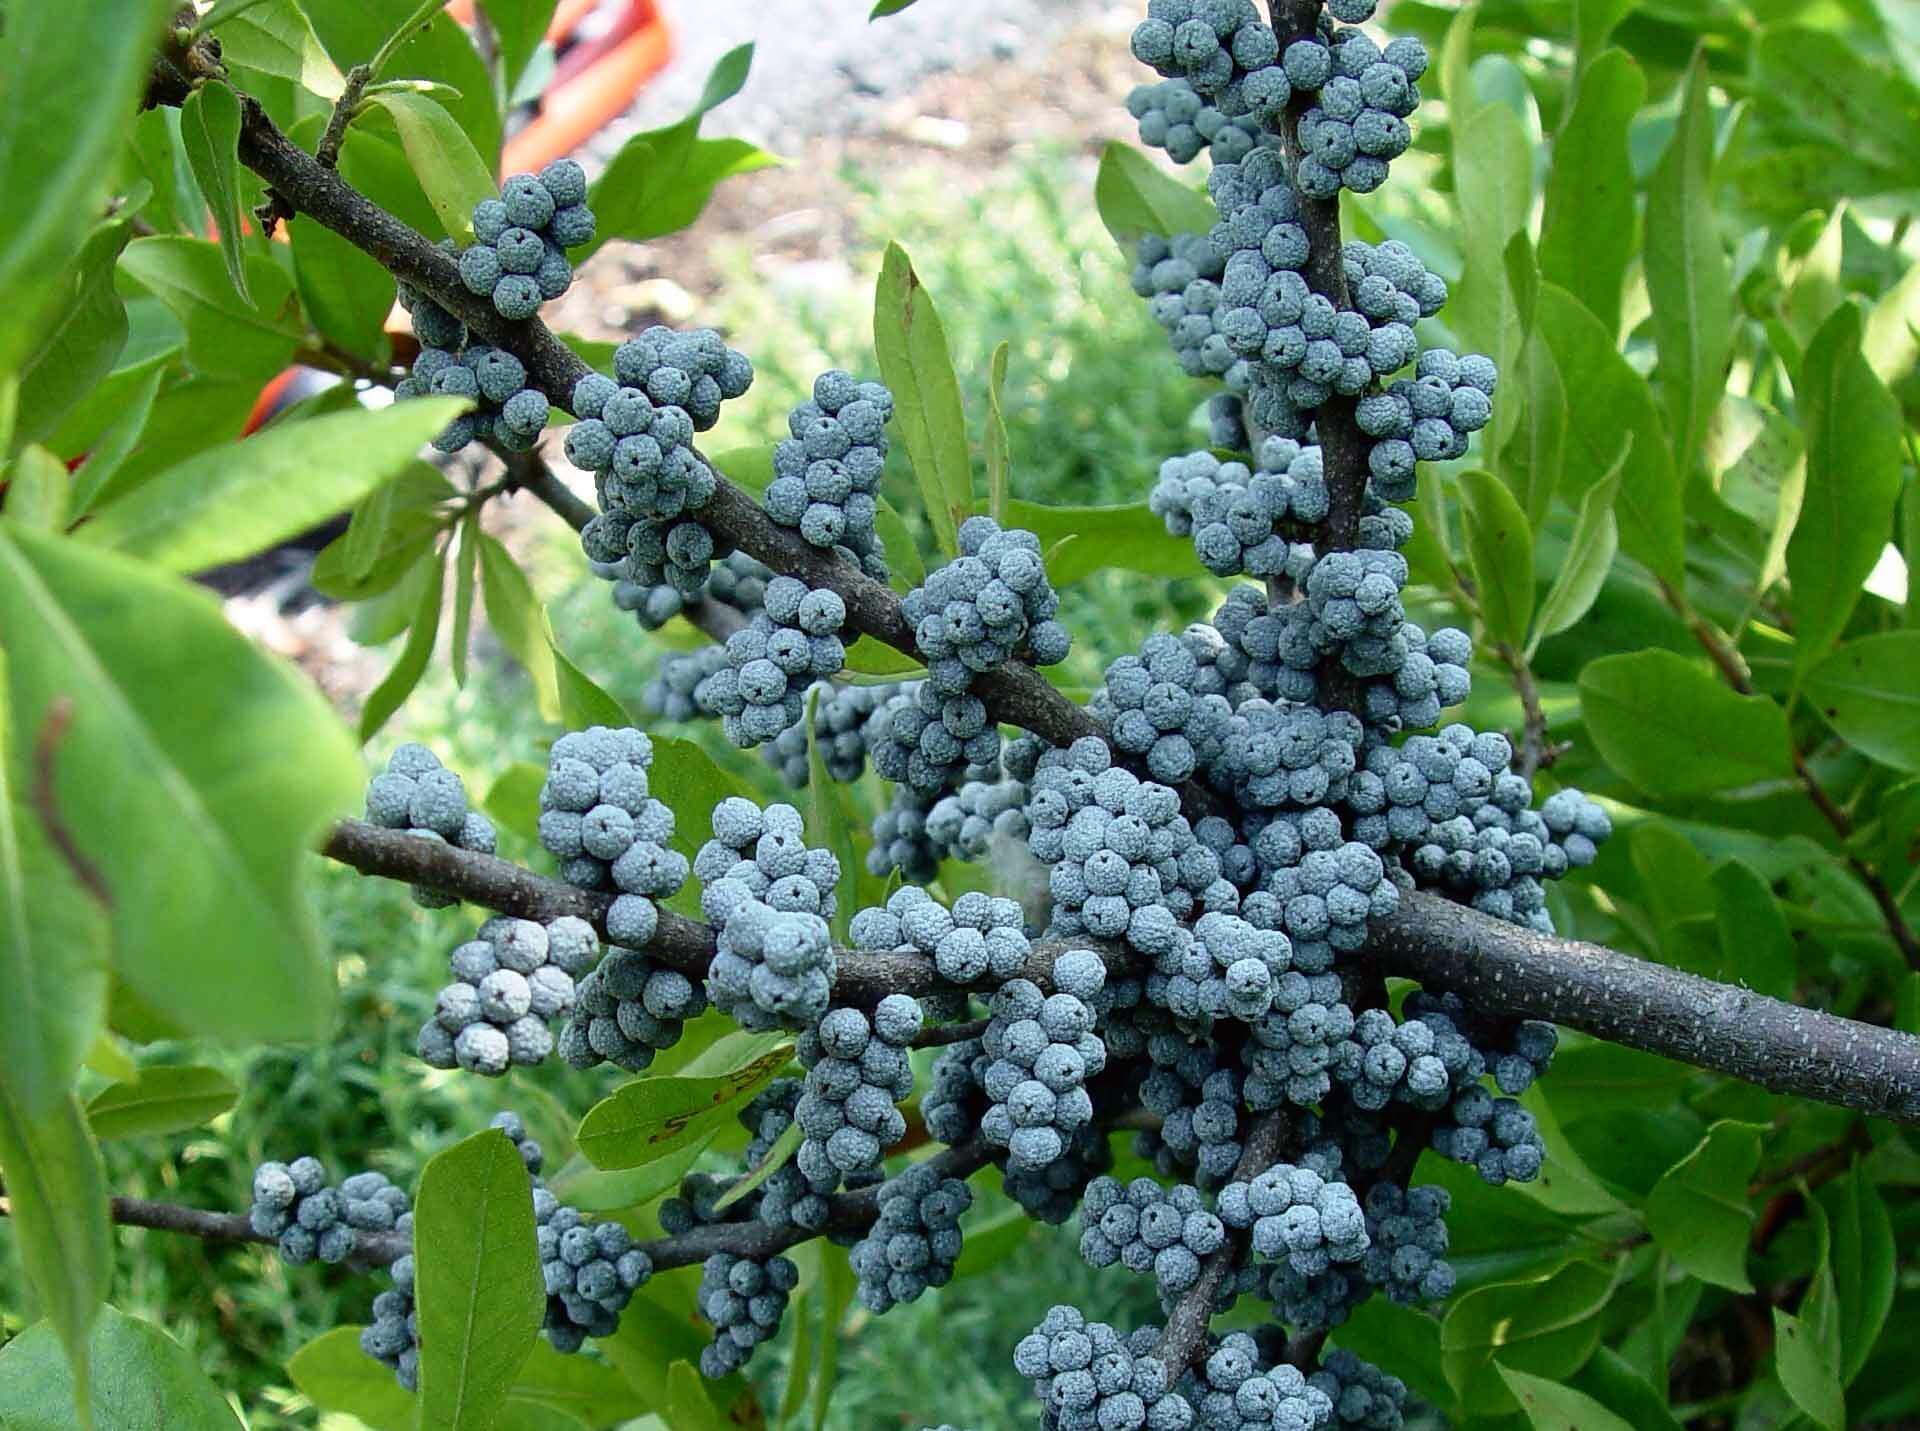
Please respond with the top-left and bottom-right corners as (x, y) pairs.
(544, 1131), (715, 1214)
(85, 1064), (239, 1140)
(79, 400), (466, 572)
(1829, 1170), (1896, 1381)
(0, 0), (170, 362)
(117, 236), (303, 383)
(985, 340), (1011, 523)
(365, 93), (498, 244)
(416, 1128), (544, 1431)
(1457, 469), (1534, 649)
(1579, 649), (1792, 795)
(0, 1092), (111, 1423)
(290, 217), (396, 365)
(477, 534), (560, 719)
(360, 543), (446, 743)
(1646, 1120), (1764, 1291)
(875, 242), (972, 556)
(1803, 633), (1920, 773)
(1526, 440), (1622, 658)
(1536, 284), (1682, 584)
(1001, 497), (1202, 586)
(16, 221), (132, 450)
(1709, 859), (1796, 1000)
(1789, 304), (1906, 678)
(667, 1361), (729, 1431)
(1566, 1347), (1686, 1431)
(2, 446), (70, 533)
(1645, 56), (1731, 476)
(1539, 49), (1643, 336)
(576, 1032), (793, 1170)
(1093, 142), (1216, 252)
(68, 364), (168, 517)
(547, 616), (629, 729)
(210, 0), (347, 99)
(1500, 1367), (1637, 1431)
(841, 636), (924, 677)
(0, 649), (109, 1116)
(288, 1325), (415, 1431)
(0, 1306), (241, 1430)
(0, 527), (358, 1041)
(1440, 1260), (1616, 1414)
(1775, 1307), (1846, 1430)
(179, 81), (251, 305)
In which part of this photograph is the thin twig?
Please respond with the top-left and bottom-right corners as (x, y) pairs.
(315, 63), (371, 171)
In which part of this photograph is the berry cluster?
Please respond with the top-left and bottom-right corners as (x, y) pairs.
(902, 515), (1072, 688)
(1355, 350), (1497, 501)
(1308, 1349), (1409, 1429)
(1188, 1332), (1334, 1430)
(850, 1161), (973, 1313)
(416, 915), (597, 1075)
(701, 577), (848, 746)
(793, 998), (920, 1189)
(458, 161), (595, 319)
(926, 774), (1032, 863)
(696, 798), (840, 1029)
(696, 1251), (799, 1378)
(760, 680), (897, 788)
(621, 544), (771, 636)
(363, 743), (498, 908)
(1138, 1055), (1246, 1185)
(1013, 1306), (1192, 1431)
(249, 1158), (405, 1266)
(1292, 30), (1426, 197)
(1092, 632), (1234, 784)
(535, 1184), (653, 1351)
(559, 942), (708, 1073)
(1359, 1182), (1453, 1305)
(1148, 441), (1326, 581)
(1128, 78), (1271, 166)
(1079, 1176), (1227, 1298)
(765, 370), (895, 579)
(869, 680), (1002, 800)
(535, 725), (685, 946)
(1218, 1163), (1368, 1274)
(979, 963), (1105, 1173)
(361, 1279), (419, 1391)
(852, 886), (1032, 986)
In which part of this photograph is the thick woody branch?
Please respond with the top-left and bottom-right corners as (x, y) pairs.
(319, 822), (1920, 1125)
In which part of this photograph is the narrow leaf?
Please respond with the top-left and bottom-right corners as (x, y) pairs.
(1093, 142), (1216, 252)
(1774, 1307), (1846, 1430)
(1457, 469), (1534, 648)
(1788, 303), (1905, 677)
(477, 533), (560, 718)
(79, 400), (467, 573)
(1500, 1367), (1637, 1431)
(1539, 49), (1644, 335)
(451, 509), (478, 688)
(985, 341), (1011, 523)
(1708, 859), (1796, 1000)
(85, 1065), (239, 1140)
(179, 81), (252, 304)
(416, 1129), (544, 1431)
(361, 545), (447, 743)
(874, 243), (972, 555)
(365, 93), (498, 244)
(1526, 439), (1623, 657)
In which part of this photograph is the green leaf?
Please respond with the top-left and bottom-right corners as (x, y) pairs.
(1803, 632), (1920, 773)
(1774, 1307), (1846, 1431)
(841, 636), (924, 678)
(416, 1128), (544, 1431)
(0, 1306), (242, 1430)
(1645, 55), (1731, 476)
(16, 221), (132, 450)
(1646, 1120), (1764, 1291)
(586, 134), (778, 255)
(1789, 303), (1906, 678)
(1092, 142), (1217, 251)
(547, 615), (629, 729)
(1578, 649), (1793, 796)
(291, 217), (397, 364)
(179, 81), (251, 306)
(871, 0), (919, 14)
(477, 0), (561, 91)
(365, 93), (499, 244)
(583, 47), (773, 257)
(361, 544), (446, 742)
(985, 340), (1011, 523)
(1709, 859), (1796, 1000)
(1539, 48), (1644, 336)
(0, 1092), (111, 1424)
(1448, 88), (1531, 394)
(210, 0), (347, 99)
(477, 534), (560, 719)
(117, 236), (304, 383)
(79, 400), (466, 573)
(482, 761), (545, 842)
(0, 648), (109, 1116)
(1440, 1260), (1616, 1415)
(289, 1325), (416, 1430)
(451, 511), (478, 687)
(1499, 1367), (1637, 1431)
(1566, 1347), (1687, 1431)
(68, 364), (168, 517)
(1526, 440), (1622, 658)
(0, 527), (359, 1042)
(0, 0), (170, 363)
(2, 446), (71, 533)
(544, 1130), (715, 1214)
(85, 1065), (239, 1140)
(1828, 1170), (1895, 1381)
(666, 1361), (728, 1431)
(576, 1032), (793, 1170)
(1457, 469), (1534, 649)
(874, 243), (972, 556)
(1002, 497), (1202, 586)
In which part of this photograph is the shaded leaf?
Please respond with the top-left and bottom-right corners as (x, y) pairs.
(1709, 859), (1796, 1000)
(1646, 1120), (1764, 1291)
(361, 543), (447, 743)
(1002, 497), (1202, 586)
(1440, 1260), (1616, 1415)
(1774, 1307), (1845, 1431)
(1539, 48), (1643, 336)
(179, 81), (251, 305)
(1804, 632), (1920, 773)
(16, 221), (132, 450)
(117, 236), (303, 383)
(1499, 1367), (1637, 1431)
(1457, 469), (1534, 649)
(1526, 440), (1622, 657)
(85, 1065), (239, 1140)
(1093, 142), (1216, 252)
(0, 1306), (241, 1430)
(477, 534), (560, 719)
(1578, 649), (1792, 795)
(874, 243), (971, 556)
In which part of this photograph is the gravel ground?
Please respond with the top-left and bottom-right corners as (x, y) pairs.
(600, 0), (1124, 154)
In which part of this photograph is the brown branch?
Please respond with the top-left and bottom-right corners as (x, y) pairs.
(1496, 641), (1568, 780)
(1154, 1109), (1292, 1379)
(501, 448), (596, 533)
(30, 698), (113, 908)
